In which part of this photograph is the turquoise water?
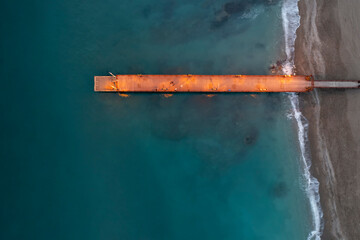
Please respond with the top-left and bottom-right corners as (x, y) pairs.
(1, 0), (311, 239)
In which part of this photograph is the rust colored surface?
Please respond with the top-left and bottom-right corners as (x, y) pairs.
(94, 75), (314, 93)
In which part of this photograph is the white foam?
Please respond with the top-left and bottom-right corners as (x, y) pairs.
(281, 0), (324, 239)
(240, 6), (264, 20)
(288, 94), (323, 240)
(281, 0), (300, 75)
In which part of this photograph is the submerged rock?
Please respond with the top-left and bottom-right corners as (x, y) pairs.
(255, 42), (265, 49)
(265, 0), (281, 5)
(212, 1), (248, 28)
(211, 10), (230, 28)
(212, 0), (280, 29)
(271, 181), (289, 198)
(244, 127), (258, 145)
(224, 2), (248, 14)
(142, 5), (152, 18)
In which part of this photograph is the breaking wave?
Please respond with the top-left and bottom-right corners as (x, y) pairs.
(288, 94), (323, 240)
(281, 0), (324, 239)
(281, 0), (300, 75)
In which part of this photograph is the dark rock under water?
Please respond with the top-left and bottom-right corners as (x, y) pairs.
(212, 0), (280, 29)
(224, 2), (249, 15)
(270, 181), (289, 198)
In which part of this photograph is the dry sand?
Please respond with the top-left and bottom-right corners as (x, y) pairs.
(295, 0), (360, 239)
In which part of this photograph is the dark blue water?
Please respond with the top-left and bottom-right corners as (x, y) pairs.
(1, 0), (311, 239)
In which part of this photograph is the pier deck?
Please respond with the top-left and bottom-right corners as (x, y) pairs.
(94, 75), (314, 93)
(94, 75), (359, 93)
(313, 80), (359, 88)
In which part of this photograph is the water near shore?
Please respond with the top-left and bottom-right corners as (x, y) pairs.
(282, 0), (323, 239)
(1, 0), (312, 239)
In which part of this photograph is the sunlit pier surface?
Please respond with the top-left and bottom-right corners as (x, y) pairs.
(94, 75), (360, 93)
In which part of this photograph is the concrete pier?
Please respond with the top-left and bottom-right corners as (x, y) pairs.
(94, 75), (359, 93)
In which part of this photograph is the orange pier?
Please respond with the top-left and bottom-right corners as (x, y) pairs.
(94, 75), (359, 93)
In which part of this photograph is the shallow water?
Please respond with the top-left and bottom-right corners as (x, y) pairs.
(1, 0), (311, 239)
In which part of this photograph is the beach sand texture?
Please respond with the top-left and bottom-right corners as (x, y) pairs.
(295, 0), (360, 239)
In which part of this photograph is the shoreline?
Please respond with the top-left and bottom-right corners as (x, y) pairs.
(295, 0), (360, 239)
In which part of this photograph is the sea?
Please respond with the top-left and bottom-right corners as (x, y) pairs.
(0, 0), (322, 239)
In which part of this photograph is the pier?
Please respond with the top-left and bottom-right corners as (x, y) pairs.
(94, 75), (359, 93)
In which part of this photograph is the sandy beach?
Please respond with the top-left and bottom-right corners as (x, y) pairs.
(295, 0), (360, 239)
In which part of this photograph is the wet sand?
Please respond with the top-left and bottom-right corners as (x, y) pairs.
(295, 0), (360, 239)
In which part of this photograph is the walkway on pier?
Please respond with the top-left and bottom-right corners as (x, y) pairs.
(94, 75), (359, 93)
(94, 75), (314, 93)
(314, 80), (359, 88)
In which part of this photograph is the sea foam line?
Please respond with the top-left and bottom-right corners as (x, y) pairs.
(288, 94), (323, 240)
(281, 0), (323, 239)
